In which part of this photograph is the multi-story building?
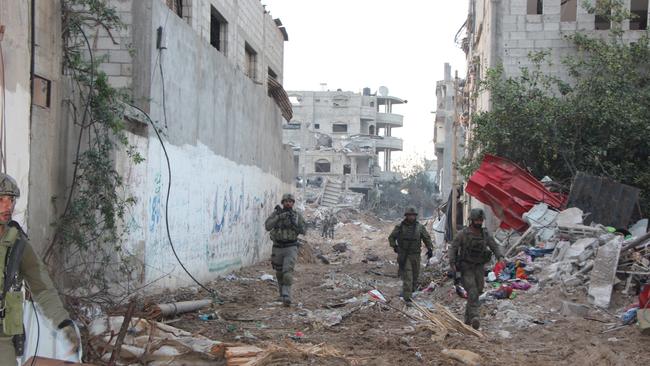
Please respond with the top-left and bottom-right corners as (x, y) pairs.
(283, 87), (405, 196)
(4, 0), (294, 292)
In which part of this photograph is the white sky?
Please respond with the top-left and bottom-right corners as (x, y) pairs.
(263, 0), (468, 168)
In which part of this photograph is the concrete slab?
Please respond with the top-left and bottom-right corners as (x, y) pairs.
(588, 237), (623, 308)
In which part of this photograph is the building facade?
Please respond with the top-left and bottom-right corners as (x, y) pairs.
(6, 0), (294, 292)
(283, 88), (405, 195)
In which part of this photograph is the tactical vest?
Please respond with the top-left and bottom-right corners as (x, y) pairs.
(0, 225), (27, 336)
(397, 222), (422, 254)
(270, 210), (299, 245)
(460, 228), (493, 264)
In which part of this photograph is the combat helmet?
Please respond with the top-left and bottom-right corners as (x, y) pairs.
(281, 193), (295, 203)
(469, 208), (485, 221)
(0, 173), (20, 198)
(404, 206), (418, 216)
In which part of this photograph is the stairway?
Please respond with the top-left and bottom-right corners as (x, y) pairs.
(321, 179), (343, 207)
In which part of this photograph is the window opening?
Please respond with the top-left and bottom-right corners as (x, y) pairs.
(595, 0), (611, 29)
(527, 0), (543, 15)
(314, 123), (320, 129)
(561, 0), (577, 21)
(245, 42), (258, 80)
(315, 159), (331, 173)
(332, 123), (348, 133)
(631, 0), (649, 30)
(210, 6), (228, 53)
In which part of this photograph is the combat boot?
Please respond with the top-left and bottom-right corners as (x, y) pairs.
(470, 318), (480, 330)
(281, 285), (292, 307)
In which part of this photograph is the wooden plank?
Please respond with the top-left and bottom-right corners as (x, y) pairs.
(226, 346), (264, 359)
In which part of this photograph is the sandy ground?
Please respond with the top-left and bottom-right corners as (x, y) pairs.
(143, 211), (648, 365)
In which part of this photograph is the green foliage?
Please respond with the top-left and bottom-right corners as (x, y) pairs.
(47, 0), (143, 298)
(461, 0), (650, 213)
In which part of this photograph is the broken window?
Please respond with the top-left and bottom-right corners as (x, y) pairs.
(332, 123), (348, 133)
(631, 0), (649, 30)
(343, 164), (351, 175)
(268, 67), (277, 80)
(210, 6), (228, 53)
(595, 0), (611, 29)
(314, 123), (320, 129)
(527, 0), (543, 15)
(561, 0), (577, 21)
(245, 42), (257, 80)
(315, 159), (331, 173)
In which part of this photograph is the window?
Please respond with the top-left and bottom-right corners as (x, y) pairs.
(210, 6), (228, 53)
(245, 43), (257, 80)
(289, 96), (301, 105)
(32, 75), (51, 108)
(369, 125), (375, 135)
(595, 0), (611, 29)
(631, 0), (649, 30)
(561, 0), (577, 21)
(343, 164), (351, 175)
(268, 67), (277, 80)
(332, 123), (348, 133)
(315, 159), (331, 173)
(527, 0), (543, 15)
(314, 124), (320, 129)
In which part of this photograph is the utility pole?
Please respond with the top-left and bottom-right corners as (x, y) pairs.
(450, 71), (460, 236)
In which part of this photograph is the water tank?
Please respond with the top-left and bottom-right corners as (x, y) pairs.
(363, 87), (371, 96)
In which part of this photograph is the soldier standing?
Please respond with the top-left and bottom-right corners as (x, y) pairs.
(327, 212), (337, 239)
(321, 215), (330, 238)
(388, 207), (433, 306)
(448, 208), (504, 330)
(0, 173), (79, 365)
(264, 193), (306, 306)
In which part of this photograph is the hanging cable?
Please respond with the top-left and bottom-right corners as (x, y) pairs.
(0, 41), (6, 173)
(126, 102), (220, 301)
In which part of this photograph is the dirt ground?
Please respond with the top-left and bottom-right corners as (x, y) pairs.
(146, 210), (648, 365)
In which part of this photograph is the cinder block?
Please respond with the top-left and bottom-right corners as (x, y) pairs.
(109, 49), (132, 63)
(526, 23), (543, 31)
(98, 63), (121, 76)
(544, 22), (560, 31)
(108, 76), (130, 89)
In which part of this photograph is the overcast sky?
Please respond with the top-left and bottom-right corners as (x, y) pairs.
(263, 0), (468, 168)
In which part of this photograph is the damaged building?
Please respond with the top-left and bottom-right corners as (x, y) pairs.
(283, 87), (405, 202)
(4, 0), (294, 292)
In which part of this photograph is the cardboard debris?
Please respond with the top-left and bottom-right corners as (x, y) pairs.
(441, 349), (482, 366)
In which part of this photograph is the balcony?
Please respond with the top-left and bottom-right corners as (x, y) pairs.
(360, 106), (376, 120)
(376, 113), (403, 127)
(377, 171), (402, 182)
(375, 136), (403, 151)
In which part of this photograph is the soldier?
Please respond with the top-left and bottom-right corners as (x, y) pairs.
(321, 214), (330, 239)
(448, 208), (504, 330)
(388, 207), (433, 306)
(327, 212), (337, 239)
(0, 173), (79, 365)
(264, 193), (306, 306)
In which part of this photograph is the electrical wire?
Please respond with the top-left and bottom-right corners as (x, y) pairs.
(126, 102), (220, 301)
(158, 49), (168, 129)
(0, 42), (6, 173)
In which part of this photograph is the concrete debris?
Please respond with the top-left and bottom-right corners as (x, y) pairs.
(441, 349), (482, 366)
(565, 238), (598, 262)
(629, 219), (649, 238)
(557, 225), (606, 241)
(560, 301), (590, 318)
(588, 237), (623, 308)
(556, 207), (584, 227)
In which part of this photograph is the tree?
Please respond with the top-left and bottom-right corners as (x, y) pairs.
(461, 0), (650, 213)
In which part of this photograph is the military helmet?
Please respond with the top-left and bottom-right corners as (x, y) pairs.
(281, 193), (295, 203)
(0, 173), (20, 198)
(469, 208), (485, 221)
(404, 206), (418, 216)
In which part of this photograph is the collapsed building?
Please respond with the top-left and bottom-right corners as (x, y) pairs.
(283, 87), (405, 205)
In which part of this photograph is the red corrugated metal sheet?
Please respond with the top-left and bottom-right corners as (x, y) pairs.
(466, 154), (566, 231)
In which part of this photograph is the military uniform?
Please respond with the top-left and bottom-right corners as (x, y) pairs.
(388, 214), (433, 302)
(264, 195), (306, 306)
(327, 214), (337, 239)
(0, 173), (74, 366)
(449, 226), (503, 326)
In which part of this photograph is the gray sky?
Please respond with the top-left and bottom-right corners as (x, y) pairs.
(263, 0), (468, 167)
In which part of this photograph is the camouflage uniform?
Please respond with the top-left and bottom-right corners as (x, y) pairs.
(327, 214), (337, 239)
(388, 208), (433, 302)
(264, 194), (306, 305)
(0, 174), (73, 365)
(448, 220), (503, 326)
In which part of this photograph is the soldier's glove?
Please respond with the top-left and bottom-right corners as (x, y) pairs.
(274, 205), (282, 214)
(58, 319), (80, 353)
(392, 246), (399, 254)
(426, 249), (433, 259)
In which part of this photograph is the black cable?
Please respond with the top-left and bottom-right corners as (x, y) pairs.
(158, 50), (168, 129)
(126, 103), (220, 301)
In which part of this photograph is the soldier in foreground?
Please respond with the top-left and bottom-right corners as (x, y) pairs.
(0, 173), (79, 365)
(449, 208), (504, 330)
(264, 193), (306, 306)
(388, 207), (433, 306)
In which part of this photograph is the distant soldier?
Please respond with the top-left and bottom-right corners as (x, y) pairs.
(449, 208), (504, 330)
(327, 212), (338, 239)
(388, 207), (433, 306)
(264, 193), (306, 306)
(321, 215), (330, 238)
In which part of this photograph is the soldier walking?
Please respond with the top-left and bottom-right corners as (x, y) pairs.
(0, 173), (79, 365)
(388, 207), (433, 306)
(264, 193), (306, 306)
(448, 208), (504, 330)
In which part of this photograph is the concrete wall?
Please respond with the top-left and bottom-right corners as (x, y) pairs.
(120, 0), (293, 290)
(0, 1), (31, 227)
